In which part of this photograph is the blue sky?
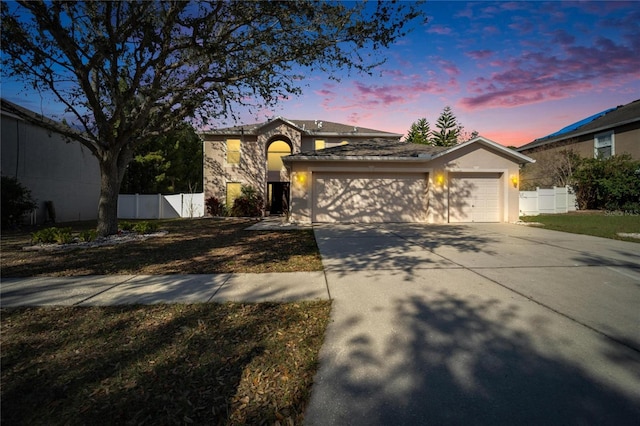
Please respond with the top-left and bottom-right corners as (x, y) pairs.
(2, 1), (639, 146)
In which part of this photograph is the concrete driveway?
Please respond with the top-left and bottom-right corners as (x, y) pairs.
(305, 223), (640, 425)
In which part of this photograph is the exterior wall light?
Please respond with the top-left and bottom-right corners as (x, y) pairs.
(436, 173), (445, 186)
(510, 174), (518, 187)
(294, 172), (307, 187)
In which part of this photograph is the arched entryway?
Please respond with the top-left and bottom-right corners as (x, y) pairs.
(266, 139), (291, 214)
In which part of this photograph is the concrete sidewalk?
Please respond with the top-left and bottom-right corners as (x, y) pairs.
(0, 272), (329, 306)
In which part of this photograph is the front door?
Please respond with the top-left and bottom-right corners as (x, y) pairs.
(269, 182), (290, 214)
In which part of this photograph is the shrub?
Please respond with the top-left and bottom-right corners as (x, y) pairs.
(79, 229), (98, 242)
(205, 196), (227, 217)
(572, 154), (640, 211)
(31, 227), (73, 245)
(31, 227), (58, 244)
(54, 227), (73, 244)
(1, 176), (37, 229)
(120, 221), (134, 231)
(231, 185), (264, 217)
(132, 221), (158, 234)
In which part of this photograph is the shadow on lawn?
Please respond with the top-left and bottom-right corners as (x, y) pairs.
(307, 287), (640, 425)
(0, 219), (322, 277)
(1, 302), (328, 425)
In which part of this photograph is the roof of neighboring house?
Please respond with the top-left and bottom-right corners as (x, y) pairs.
(1, 98), (93, 145)
(284, 136), (535, 164)
(517, 98), (640, 152)
(202, 116), (403, 138)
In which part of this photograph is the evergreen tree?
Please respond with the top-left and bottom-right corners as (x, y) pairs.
(431, 106), (461, 147)
(405, 118), (431, 145)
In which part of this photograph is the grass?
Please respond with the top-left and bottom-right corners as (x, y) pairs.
(1, 301), (331, 425)
(1, 218), (330, 424)
(519, 211), (640, 241)
(1, 218), (323, 277)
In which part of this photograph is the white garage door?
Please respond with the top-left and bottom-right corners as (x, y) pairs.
(313, 172), (428, 223)
(449, 173), (501, 223)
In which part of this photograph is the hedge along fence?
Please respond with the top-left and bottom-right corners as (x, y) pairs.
(519, 186), (577, 216)
(118, 193), (205, 219)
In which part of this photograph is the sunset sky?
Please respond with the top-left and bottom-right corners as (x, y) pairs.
(2, 1), (639, 147)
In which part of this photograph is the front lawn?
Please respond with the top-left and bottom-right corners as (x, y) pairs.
(1, 218), (323, 277)
(519, 211), (640, 241)
(1, 302), (331, 425)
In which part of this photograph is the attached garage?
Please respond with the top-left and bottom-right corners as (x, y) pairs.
(284, 137), (534, 225)
(312, 172), (428, 223)
(448, 173), (501, 223)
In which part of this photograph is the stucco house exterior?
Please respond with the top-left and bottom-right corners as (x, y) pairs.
(516, 99), (640, 188)
(1, 99), (101, 224)
(284, 136), (534, 224)
(202, 117), (402, 214)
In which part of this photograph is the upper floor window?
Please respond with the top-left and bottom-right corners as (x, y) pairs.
(227, 139), (241, 165)
(340, 140), (349, 146)
(267, 140), (291, 171)
(314, 139), (325, 151)
(594, 131), (614, 159)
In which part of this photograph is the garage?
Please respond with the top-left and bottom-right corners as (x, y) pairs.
(312, 172), (428, 223)
(448, 172), (501, 222)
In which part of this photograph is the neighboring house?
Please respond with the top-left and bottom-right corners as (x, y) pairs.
(516, 99), (640, 188)
(202, 117), (402, 214)
(1, 99), (101, 224)
(284, 136), (533, 224)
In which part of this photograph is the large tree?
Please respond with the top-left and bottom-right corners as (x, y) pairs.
(2, 1), (425, 236)
(431, 106), (462, 147)
(121, 124), (203, 194)
(405, 118), (431, 145)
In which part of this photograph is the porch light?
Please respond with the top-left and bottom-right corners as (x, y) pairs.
(294, 172), (307, 187)
(510, 174), (518, 187)
(436, 173), (445, 186)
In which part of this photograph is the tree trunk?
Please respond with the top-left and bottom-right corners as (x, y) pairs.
(96, 148), (132, 237)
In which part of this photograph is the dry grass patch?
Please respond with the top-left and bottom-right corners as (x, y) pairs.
(1, 301), (331, 425)
(1, 218), (323, 277)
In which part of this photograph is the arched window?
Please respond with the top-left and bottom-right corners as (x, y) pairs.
(267, 140), (291, 171)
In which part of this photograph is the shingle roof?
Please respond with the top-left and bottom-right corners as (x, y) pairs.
(203, 116), (402, 137)
(518, 99), (640, 151)
(285, 138), (449, 161)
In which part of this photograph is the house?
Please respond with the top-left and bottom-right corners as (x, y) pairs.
(1, 99), (101, 224)
(202, 117), (402, 214)
(516, 99), (640, 188)
(283, 136), (534, 223)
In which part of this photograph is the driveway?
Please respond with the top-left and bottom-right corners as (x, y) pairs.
(305, 223), (640, 425)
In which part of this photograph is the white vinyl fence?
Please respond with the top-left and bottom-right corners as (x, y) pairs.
(118, 193), (205, 219)
(519, 186), (577, 216)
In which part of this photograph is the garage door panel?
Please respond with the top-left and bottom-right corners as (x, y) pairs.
(313, 172), (427, 223)
(449, 173), (500, 223)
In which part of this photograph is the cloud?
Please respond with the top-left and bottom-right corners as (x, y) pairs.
(426, 24), (452, 35)
(466, 50), (494, 60)
(461, 35), (640, 110)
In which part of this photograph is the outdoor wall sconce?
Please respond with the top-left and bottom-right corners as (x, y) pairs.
(436, 173), (445, 186)
(294, 172), (307, 187)
(510, 174), (519, 187)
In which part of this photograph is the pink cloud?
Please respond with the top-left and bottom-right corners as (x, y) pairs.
(461, 35), (640, 110)
(427, 24), (452, 35)
(466, 50), (494, 60)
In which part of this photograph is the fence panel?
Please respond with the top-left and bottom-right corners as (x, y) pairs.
(118, 193), (204, 219)
(519, 186), (577, 216)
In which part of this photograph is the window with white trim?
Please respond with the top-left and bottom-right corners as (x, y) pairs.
(314, 139), (325, 151)
(594, 131), (614, 159)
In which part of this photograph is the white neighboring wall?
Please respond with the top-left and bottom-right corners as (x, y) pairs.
(1, 109), (101, 224)
(118, 193), (205, 219)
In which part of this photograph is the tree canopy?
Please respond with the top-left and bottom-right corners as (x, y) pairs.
(2, 0), (426, 235)
(405, 106), (473, 147)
